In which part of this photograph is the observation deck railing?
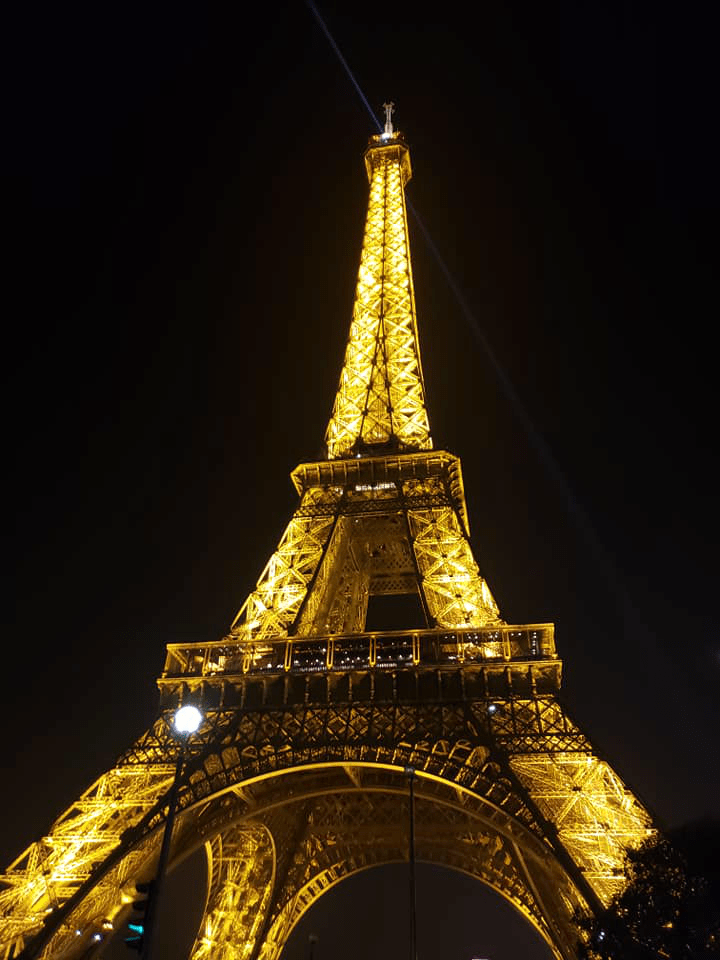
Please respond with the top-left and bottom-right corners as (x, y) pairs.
(162, 624), (556, 681)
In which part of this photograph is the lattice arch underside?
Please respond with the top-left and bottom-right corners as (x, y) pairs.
(0, 702), (651, 960)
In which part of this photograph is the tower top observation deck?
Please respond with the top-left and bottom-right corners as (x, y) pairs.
(363, 101), (412, 185)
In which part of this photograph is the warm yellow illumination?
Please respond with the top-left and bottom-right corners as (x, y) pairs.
(188, 827), (273, 960)
(325, 134), (432, 459)
(510, 753), (653, 906)
(0, 127), (655, 960)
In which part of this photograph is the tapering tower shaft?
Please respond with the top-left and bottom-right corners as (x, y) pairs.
(325, 132), (432, 458)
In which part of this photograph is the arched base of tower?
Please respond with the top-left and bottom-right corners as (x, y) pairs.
(172, 763), (582, 960)
(280, 862), (557, 960)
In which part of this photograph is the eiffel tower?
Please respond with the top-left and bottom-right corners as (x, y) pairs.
(1, 108), (653, 960)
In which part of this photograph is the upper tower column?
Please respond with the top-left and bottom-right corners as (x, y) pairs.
(325, 112), (433, 460)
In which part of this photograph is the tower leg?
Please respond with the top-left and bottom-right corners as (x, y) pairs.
(188, 825), (274, 960)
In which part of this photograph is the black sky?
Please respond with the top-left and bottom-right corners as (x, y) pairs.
(2, 2), (718, 958)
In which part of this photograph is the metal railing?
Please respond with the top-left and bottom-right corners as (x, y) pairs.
(162, 624), (556, 680)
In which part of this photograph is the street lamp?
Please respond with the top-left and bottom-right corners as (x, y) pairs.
(174, 705), (203, 736)
(135, 704), (203, 960)
(404, 766), (417, 960)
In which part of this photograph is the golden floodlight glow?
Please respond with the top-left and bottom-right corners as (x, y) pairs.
(325, 133), (432, 459)
(0, 123), (654, 960)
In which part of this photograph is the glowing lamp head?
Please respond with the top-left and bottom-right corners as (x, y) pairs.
(174, 705), (202, 735)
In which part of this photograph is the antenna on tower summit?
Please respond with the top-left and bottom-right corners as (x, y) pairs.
(382, 101), (395, 138)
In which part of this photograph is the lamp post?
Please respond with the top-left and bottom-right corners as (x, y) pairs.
(139, 704), (202, 960)
(404, 766), (417, 960)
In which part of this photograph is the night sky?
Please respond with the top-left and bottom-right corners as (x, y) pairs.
(3, 3), (718, 959)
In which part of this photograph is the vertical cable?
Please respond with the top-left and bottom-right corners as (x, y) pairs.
(406, 766), (418, 960)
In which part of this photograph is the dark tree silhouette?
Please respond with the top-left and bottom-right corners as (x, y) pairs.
(576, 821), (720, 959)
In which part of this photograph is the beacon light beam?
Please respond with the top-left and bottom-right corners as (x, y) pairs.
(304, 0), (382, 133)
(303, 0), (633, 629)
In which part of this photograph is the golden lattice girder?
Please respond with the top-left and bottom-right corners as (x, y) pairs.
(222, 449), (500, 651)
(510, 754), (653, 906)
(325, 136), (431, 458)
(0, 765), (173, 957)
(0, 126), (657, 960)
(189, 826), (274, 960)
(406, 496), (500, 627)
(157, 768), (588, 960)
(229, 487), (342, 642)
(244, 788), (575, 960)
(0, 684), (649, 960)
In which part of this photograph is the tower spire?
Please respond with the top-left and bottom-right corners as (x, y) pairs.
(382, 101), (394, 137)
(325, 111), (432, 460)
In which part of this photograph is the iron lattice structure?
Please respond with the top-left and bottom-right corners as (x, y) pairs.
(0, 126), (653, 960)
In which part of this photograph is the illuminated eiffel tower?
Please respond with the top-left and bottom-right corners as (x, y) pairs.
(0, 106), (653, 960)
